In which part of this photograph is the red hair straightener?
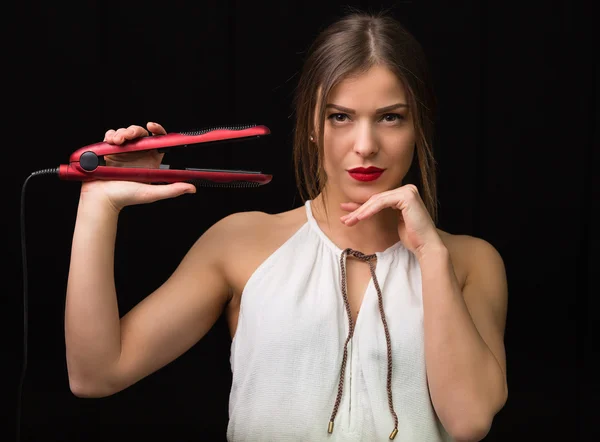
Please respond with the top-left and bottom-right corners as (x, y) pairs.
(16, 124), (272, 442)
(58, 124), (272, 188)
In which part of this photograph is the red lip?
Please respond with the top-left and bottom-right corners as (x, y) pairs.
(347, 166), (384, 173)
(347, 168), (384, 182)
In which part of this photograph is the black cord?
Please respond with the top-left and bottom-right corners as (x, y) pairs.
(18, 168), (60, 442)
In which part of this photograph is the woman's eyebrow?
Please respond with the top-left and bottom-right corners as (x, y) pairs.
(325, 103), (409, 114)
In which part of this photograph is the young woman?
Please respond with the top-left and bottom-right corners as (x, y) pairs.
(65, 11), (508, 442)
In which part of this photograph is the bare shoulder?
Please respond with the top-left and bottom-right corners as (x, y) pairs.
(204, 210), (272, 260)
(213, 209), (273, 235)
(210, 205), (307, 272)
(436, 228), (502, 256)
(216, 205), (307, 327)
(435, 228), (506, 289)
(213, 205), (305, 245)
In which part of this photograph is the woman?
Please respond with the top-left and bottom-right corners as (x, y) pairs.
(65, 11), (508, 442)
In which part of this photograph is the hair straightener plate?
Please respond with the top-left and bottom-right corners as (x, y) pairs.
(58, 124), (272, 188)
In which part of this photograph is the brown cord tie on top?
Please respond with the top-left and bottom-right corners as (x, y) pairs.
(328, 248), (399, 440)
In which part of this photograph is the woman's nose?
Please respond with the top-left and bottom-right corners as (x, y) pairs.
(353, 124), (379, 157)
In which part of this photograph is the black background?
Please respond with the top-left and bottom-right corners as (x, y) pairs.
(6, 0), (598, 441)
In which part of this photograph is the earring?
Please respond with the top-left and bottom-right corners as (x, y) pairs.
(310, 135), (314, 142)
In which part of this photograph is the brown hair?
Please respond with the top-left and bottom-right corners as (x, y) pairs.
(292, 10), (439, 224)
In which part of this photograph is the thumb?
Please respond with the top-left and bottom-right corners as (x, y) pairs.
(170, 182), (197, 195)
(143, 182), (196, 203)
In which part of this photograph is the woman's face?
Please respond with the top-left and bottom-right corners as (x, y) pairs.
(319, 64), (416, 204)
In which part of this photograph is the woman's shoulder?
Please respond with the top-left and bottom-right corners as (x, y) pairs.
(435, 228), (504, 289)
(216, 205), (306, 233)
(436, 228), (502, 258)
(210, 206), (309, 293)
(211, 205), (308, 251)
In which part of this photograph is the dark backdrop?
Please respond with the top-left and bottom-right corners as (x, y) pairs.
(6, 0), (598, 441)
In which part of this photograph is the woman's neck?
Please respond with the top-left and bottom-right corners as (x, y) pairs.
(311, 190), (401, 254)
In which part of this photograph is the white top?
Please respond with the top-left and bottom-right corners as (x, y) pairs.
(226, 200), (453, 441)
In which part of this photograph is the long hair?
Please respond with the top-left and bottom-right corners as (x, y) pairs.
(292, 11), (439, 223)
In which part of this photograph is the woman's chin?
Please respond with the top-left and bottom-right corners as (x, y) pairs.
(342, 187), (383, 204)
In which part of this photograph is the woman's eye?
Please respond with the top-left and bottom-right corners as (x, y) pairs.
(329, 113), (348, 122)
(381, 113), (403, 122)
(327, 113), (404, 123)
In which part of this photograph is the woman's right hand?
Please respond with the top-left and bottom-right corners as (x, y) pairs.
(80, 122), (196, 212)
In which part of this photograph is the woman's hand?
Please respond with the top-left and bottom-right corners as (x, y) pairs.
(340, 184), (444, 258)
(81, 122), (196, 212)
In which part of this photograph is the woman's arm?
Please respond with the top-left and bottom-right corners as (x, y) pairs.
(65, 196), (241, 397)
(417, 236), (508, 442)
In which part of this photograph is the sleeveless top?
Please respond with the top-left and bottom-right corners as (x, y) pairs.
(226, 200), (454, 441)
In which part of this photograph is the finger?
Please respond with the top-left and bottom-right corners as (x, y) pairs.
(355, 193), (396, 220)
(344, 194), (392, 224)
(340, 202), (362, 224)
(127, 124), (149, 138)
(343, 197), (376, 220)
(111, 128), (132, 145)
(112, 126), (141, 145)
(104, 129), (116, 143)
(147, 121), (167, 136)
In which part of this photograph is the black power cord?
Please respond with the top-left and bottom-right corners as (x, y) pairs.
(18, 168), (60, 442)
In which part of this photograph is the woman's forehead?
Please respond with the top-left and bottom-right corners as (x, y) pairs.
(328, 65), (407, 104)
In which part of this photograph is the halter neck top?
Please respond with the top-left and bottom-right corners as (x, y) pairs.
(226, 200), (453, 441)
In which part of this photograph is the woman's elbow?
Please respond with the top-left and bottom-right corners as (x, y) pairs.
(449, 418), (491, 442)
(68, 375), (117, 398)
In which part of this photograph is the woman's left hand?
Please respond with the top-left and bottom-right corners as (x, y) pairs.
(340, 184), (444, 258)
